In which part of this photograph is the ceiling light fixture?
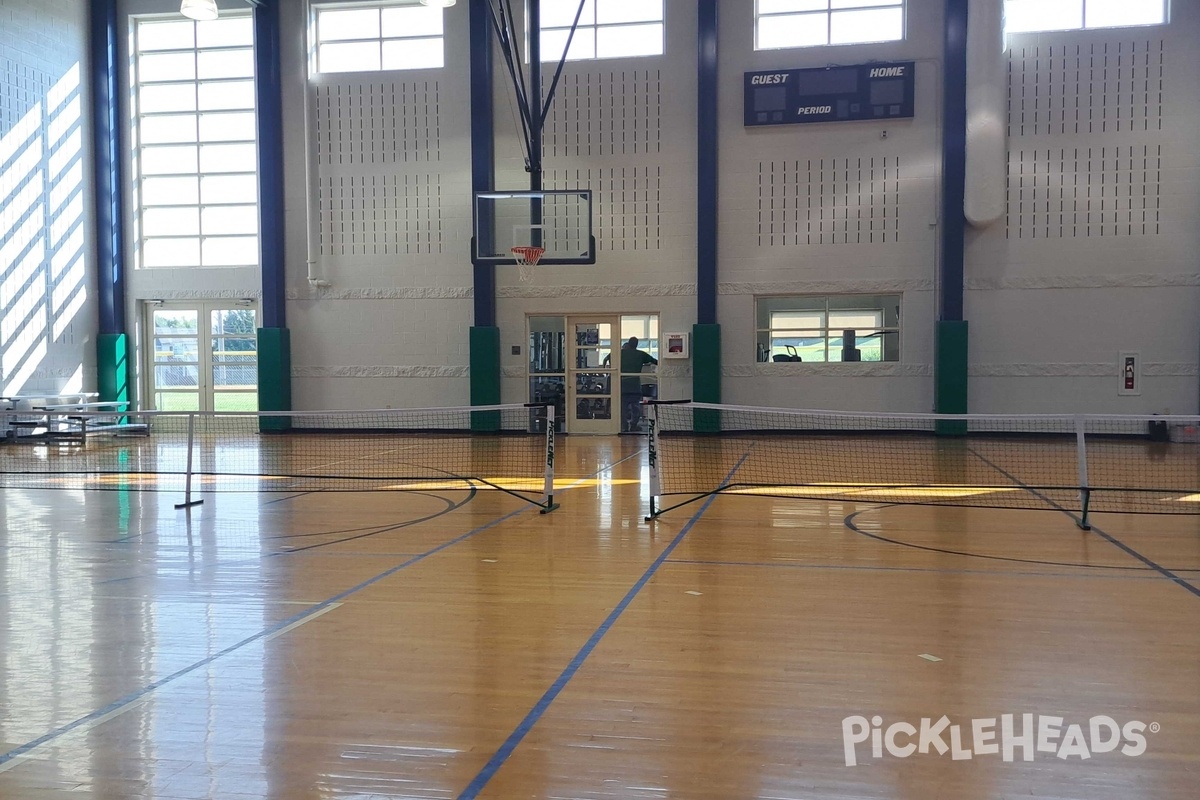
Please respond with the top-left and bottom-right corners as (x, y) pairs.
(420, 0), (457, 7)
(180, 0), (219, 21)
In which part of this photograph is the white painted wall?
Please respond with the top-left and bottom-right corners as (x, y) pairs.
(280, 0), (474, 411)
(494, 0), (699, 407)
(718, 0), (944, 412)
(0, 0), (96, 398)
(968, 2), (1200, 414)
(85, 0), (1200, 415)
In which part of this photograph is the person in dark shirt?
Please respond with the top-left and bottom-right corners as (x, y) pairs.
(619, 337), (657, 433)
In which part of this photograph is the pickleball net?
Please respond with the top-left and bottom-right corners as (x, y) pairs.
(0, 403), (559, 512)
(646, 401), (1200, 526)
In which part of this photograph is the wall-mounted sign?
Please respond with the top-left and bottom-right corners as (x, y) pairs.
(663, 332), (689, 359)
(1118, 351), (1140, 396)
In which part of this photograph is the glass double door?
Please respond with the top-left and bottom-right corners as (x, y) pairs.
(569, 317), (619, 435)
(145, 302), (258, 412)
(528, 314), (659, 434)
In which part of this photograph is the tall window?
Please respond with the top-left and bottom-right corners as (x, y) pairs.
(1005, 0), (1168, 34)
(313, 2), (444, 73)
(756, 0), (905, 50)
(756, 295), (900, 363)
(131, 16), (258, 269)
(538, 0), (664, 61)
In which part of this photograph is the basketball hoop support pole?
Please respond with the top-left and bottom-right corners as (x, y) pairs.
(528, 0), (542, 191)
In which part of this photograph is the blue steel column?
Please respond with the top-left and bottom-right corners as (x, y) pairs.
(696, 0), (718, 326)
(936, 0), (970, 419)
(254, 0), (285, 329)
(469, 0), (500, 410)
(90, 0), (129, 405)
(940, 0), (967, 323)
(254, 0), (292, 422)
(692, 0), (721, 426)
(470, 0), (496, 328)
(91, 0), (124, 335)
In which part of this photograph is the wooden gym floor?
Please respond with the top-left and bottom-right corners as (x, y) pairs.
(0, 435), (1197, 799)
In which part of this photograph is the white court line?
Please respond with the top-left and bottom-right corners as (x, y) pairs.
(0, 696), (152, 775)
(0, 602), (342, 773)
(0, 756), (32, 775)
(262, 603), (340, 642)
(0, 449), (644, 772)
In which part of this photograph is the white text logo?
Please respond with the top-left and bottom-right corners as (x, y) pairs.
(842, 715), (1156, 766)
(869, 66), (906, 78)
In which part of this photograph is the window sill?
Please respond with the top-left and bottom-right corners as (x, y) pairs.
(743, 362), (928, 378)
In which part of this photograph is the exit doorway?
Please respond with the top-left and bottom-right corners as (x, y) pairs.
(143, 301), (259, 412)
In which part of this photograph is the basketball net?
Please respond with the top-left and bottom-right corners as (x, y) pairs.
(511, 246), (545, 283)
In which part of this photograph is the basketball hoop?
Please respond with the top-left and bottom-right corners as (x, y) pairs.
(511, 246), (545, 283)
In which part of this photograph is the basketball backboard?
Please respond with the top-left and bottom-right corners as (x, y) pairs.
(473, 189), (596, 265)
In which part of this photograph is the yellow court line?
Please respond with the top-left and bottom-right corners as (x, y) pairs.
(724, 484), (1024, 499)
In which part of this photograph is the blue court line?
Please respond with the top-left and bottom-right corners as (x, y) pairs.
(456, 453), (749, 800)
(663, 558), (1198, 581)
(968, 448), (1200, 600)
(0, 451), (644, 769)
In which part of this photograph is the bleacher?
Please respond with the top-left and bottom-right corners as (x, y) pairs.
(0, 395), (148, 445)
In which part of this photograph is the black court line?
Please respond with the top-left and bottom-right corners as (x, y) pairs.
(0, 451), (645, 770)
(82, 493), (478, 590)
(456, 453), (749, 800)
(966, 447), (1200, 600)
(664, 558), (1199, 582)
(279, 490), (476, 554)
(842, 505), (1186, 572)
(263, 490), (316, 505)
(265, 490), (464, 539)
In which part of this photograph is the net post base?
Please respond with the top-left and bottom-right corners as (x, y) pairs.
(1077, 489), (1092, 530)
(646, 493), (712, 521)
(174, 499), (204, 510)
(539, 502), (559, 515)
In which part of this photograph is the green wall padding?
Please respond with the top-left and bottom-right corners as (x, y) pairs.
(97, 333), (130, 408)
(470, 326), (501, 432)
(934, 320), (969, 435)
(692, 323), (721, 433)
(257, 327), (292, 432)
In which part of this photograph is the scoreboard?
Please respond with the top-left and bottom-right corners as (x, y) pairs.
(744, 61), (915, 127)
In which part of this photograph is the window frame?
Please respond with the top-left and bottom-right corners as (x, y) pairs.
(535, 0), (665, 63)
(756, 295), (901, 364)
(311, 0), (446, 75)
(1003, 0), (1169, 35)
(129, 12), (260, 271)
(754, 0), (906, 52)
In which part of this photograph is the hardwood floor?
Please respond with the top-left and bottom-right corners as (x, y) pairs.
(0, 436), (1197, 799)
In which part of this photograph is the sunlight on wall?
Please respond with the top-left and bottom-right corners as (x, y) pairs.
(62, 363), (84, 394)
(0, 62), (87, 397)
